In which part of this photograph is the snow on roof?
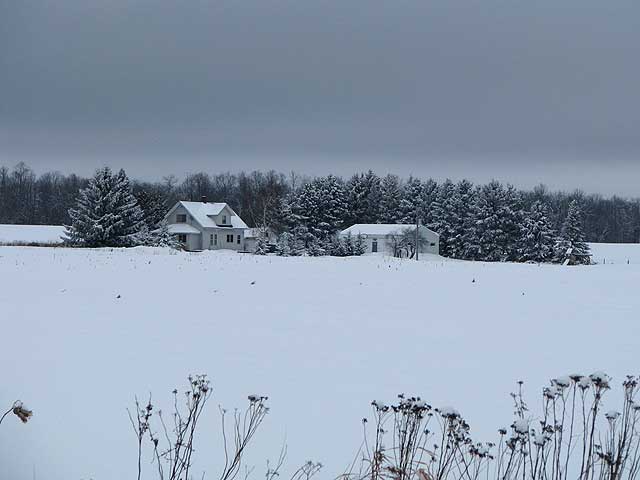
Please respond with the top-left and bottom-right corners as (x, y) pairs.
(340, 224), (438, 237)
(0, 224), (66, 244)
(177, 201), (249, 229)
(167, 223), (201, 235)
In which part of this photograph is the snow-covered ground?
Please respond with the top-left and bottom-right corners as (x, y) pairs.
(0, 224), (65, 244)
(2, 245), (640, 480)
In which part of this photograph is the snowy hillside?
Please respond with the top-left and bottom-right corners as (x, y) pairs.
(0, 224), (65, 244)
(2, 247), (640, 480)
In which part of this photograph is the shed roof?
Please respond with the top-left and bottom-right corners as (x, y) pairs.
(340, 224), (439, 237)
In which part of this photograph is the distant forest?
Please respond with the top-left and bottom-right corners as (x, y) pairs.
(1, 161), (639, 243)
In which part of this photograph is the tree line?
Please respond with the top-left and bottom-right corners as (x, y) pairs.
(1, 162), (638, 253)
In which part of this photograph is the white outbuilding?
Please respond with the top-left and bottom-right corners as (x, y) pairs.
(339, 224), (440, 256)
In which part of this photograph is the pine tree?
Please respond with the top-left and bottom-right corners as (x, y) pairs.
(398, 177), (426, 224)
(254, 236), (269, 255)
(135, 189), (167, 229)
(555, 200), (591, 264)
(290, 175), (348, 241)
(448, 179), (475, 259)
(147, 222), (181, 248)
(420, 178), (439, 226)
(516, 201), (556, 263)
(472, 180), (510, 262)
(428, 179), (455, 256)
(345, 173), (368, 226)
(276, 232), (294, 256)
(379, 174), (403, 223)
(353, 234), (367, 255)
(64, 167), (145, 247)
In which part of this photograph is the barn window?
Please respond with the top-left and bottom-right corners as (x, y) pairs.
(176, 214), (187, 223)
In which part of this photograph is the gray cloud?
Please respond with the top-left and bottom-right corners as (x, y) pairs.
(1, 0), (639, 194)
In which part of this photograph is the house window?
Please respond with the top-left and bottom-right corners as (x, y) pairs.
(214, 234), (217, 245)
(222, 215), (227, 224)
(210, 234), (214, 246)
(176, 214), (187, 223)
(372, 239), (378, 253)
(226, 234), (234, 243)
(237, 235), (241, 244)
(178, 234), (187, 243)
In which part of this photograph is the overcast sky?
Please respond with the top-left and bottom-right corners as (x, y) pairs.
(1, 0), (639, 195)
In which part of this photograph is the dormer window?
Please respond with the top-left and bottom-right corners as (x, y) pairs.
(222, 215), (227, 224)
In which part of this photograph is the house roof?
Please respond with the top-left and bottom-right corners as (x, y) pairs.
(167, 223), (201, 235)
(340, 224), (439, 237)
(172, 201), (249, 229)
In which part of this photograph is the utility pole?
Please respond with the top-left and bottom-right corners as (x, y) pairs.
(415, 210), (420, 261)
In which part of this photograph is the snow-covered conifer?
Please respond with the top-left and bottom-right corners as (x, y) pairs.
(398, 177), (426, 224)
(254, 236), (269, 255)
(555, 200), (591, 264)
(378, 174), (403, 223)
(64, 167), (145, 247)
(517, 201), (556, 263)
(428, 179), (456, 257)
(448, 180), (476, 259)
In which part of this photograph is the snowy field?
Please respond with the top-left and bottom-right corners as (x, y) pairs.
(589, 242), (640, 265)
(0, 224), (65, 245)
(2, 245), (640, 480)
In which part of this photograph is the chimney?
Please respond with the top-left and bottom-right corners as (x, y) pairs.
(201, 195), (207, 203)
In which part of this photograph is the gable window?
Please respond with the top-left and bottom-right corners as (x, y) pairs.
(176, 214), (187, 223)
(237, 235), (241, 244)
(226, 234), (234, 243)
(222, 215), (227, 224)
(177, 234), (187, 243)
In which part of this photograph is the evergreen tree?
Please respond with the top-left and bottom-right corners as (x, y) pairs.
(276, 232), (294, 256)
(290, 175), (348, 241)
(472, 180), (510, 261)
(516, 201), (556, 263)
(345, 173), (368, 226)
(64, 167), (145, 247)
(378, 174), (403, 223)
(420, 178), (439, 226)
(146, 222), (180, 248)
(448, 180), (476, 259)
(555, 200), (591, 264)
(353, 234), (367, 255)
(398, 177), (426, 224)
(428, 179), (456, 256)
(254, 236), (269, 255)
(135, 189), (167, 229)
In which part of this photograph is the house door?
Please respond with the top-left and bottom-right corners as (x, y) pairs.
(372, 239), (378, 253)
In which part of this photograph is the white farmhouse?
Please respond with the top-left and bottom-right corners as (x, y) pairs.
(339, 224), (440, 256)
(164, 199), (249, 251)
